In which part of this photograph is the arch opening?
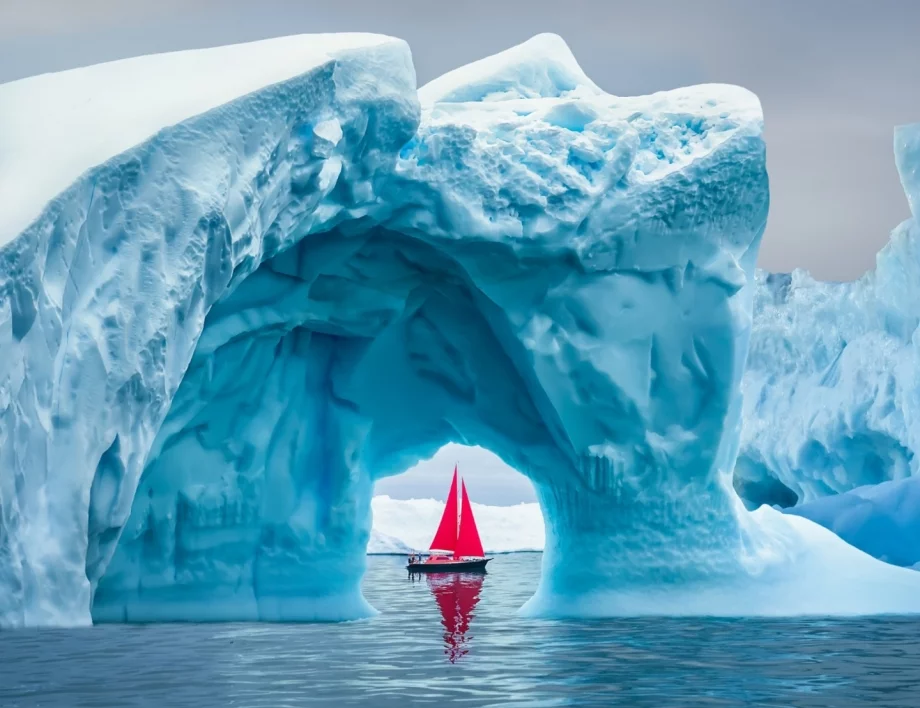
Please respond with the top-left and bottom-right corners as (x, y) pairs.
(369, 444), (543, 555)
(91, 226), (573, 621)
(90, 218), (750, 622)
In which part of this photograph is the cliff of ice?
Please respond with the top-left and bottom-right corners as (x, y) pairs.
(4, 32), (920, 628)
(739, 124), (920, 511)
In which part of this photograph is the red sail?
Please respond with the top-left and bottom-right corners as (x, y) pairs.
(429, 466), (459, 553)
(455, 480), (485, 558)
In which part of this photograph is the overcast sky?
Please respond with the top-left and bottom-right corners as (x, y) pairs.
(3, 0), (919, 280)
(2, 0), (918, 502)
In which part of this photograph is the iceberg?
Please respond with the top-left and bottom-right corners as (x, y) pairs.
(787, 476), (920, 568)
(739, 124), (920, 511)
(3, 31), (919, 628)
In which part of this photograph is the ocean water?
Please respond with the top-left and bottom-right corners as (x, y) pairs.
(2, 553), (920, 707)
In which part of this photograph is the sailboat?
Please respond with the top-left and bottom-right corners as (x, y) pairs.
(407, 465), (492, 572)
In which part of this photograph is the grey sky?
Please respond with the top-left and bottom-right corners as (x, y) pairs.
(3, 0), (919, 280)
(2, 1), (918, 502)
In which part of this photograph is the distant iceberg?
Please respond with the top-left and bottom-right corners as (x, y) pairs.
(368, 496), (544, 554)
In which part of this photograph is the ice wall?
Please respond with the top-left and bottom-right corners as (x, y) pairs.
(739, 124), (920, 509)
(6, 32), (916, 628)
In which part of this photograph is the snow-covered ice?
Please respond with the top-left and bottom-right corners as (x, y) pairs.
(0, 33), (406, 245)
(2, 31), (919, 628)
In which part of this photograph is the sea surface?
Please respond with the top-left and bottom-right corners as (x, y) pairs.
(2, 553), (920, 707)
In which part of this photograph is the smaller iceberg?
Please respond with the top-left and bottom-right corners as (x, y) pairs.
(787, 476), (920, 568)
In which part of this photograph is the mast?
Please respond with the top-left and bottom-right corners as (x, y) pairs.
(456, 461), (461, 540)
(429, 465), (459, 554)
(455, 480), (485, 558)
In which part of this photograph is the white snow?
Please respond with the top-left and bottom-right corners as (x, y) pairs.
(0, 32), (404, 244)
(418, 32), (602, 105)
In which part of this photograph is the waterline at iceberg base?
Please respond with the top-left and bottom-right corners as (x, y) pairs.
(2, 32), (919, 628)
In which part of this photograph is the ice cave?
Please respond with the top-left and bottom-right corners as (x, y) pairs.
(3, 33), (920, 628)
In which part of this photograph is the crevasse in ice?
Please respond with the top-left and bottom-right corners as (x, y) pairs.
(3, 33), (920, 628)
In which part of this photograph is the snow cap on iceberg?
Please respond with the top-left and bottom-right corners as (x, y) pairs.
(419, 33), (602, 105)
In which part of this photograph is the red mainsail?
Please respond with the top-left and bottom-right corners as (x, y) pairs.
(428, 465), (459, 553)
(455, 480), (485, 558)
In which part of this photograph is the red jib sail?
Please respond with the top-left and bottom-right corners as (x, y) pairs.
(455, 480), (485, 558)
(429, 466), (459, 553)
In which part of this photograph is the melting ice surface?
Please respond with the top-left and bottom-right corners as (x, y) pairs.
(2, 31), (920, 628)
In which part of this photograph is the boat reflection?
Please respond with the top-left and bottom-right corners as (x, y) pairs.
(411, 571), (486, 663)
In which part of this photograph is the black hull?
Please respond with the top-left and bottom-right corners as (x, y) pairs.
(407, 558), (491, 573)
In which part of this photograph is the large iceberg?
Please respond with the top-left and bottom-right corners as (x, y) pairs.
(3, 32), (920, 628)
(739, 124), (920, 510)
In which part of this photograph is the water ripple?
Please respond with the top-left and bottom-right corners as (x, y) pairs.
(2, 555), (920, 707)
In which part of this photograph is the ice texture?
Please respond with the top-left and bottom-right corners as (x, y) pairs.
(739, 124), (920, 510)
(3, 33), (920, 628)
(787, 476), (920, 568)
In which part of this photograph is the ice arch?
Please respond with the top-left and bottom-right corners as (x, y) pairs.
(3, 33), (920, 628)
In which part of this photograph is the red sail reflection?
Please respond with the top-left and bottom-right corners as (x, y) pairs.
(425, 572), (485, 663)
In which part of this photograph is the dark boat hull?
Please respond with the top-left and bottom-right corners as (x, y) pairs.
(407, 558), (491, 573)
